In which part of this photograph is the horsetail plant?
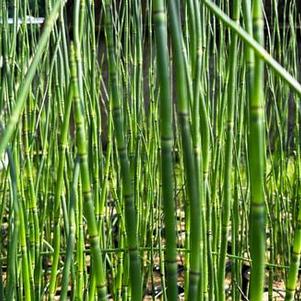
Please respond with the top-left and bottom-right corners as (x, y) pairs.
(71, 43), (107, 300)
(48, 52), (74, 300)
(203, 0), (301, 97)
(285, 205), (301, 300)
(217, 1), (241, 300)
(104, 1), (142, 300)
(0, 0), (65, 158)
(60, 158), (80, 301)
(1, 0), (301, 300)
(153, 0), (177, 300)
(166, 1), (202, 299)
(248, 0), (266, 299)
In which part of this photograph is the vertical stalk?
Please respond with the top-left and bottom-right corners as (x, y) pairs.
(166, 1), (202, 299)
(248, 0), (266, 299)
(60, 159), (80, 301)
(103, 1), (142, 300)
(153, 0), (177, 300)
(217, 1), (241, 301)
(48, 61), (74, 300)
(285, 206), (301, 301)
(71, 43), (107, 300)
(6, 148), (19, 301)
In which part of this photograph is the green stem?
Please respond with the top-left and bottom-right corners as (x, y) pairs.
(153, 0), (178, 300)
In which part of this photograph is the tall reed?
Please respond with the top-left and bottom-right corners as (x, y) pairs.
(104, 1), (142, 299)
(153, 0), (177, 300)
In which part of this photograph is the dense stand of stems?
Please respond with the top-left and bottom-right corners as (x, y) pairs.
(0, 0), (301, 300)
(0, 0), (65, 156)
